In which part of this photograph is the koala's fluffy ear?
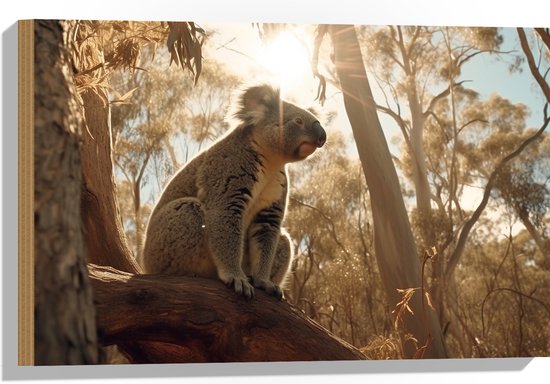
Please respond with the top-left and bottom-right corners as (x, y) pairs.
(234, 84), (280, 125)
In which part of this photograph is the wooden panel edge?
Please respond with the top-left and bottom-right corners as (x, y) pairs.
(18, 19), (34, 366)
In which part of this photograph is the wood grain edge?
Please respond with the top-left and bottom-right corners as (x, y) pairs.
(18, 19), (34, 366)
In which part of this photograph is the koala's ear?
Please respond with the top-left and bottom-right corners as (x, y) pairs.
(234, 84), (280, 125)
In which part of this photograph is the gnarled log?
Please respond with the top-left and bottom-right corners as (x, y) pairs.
(88, 264), (366, 363)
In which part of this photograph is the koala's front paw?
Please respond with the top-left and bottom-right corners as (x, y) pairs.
(223, 275), (255, 299)
(250, 276), (283, 300)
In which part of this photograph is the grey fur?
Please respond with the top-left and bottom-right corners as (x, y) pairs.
(141, 84), (326, 299)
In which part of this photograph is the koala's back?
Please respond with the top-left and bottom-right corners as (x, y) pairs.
(142, 126), (281, 275)
(151, 127), (263, 218)
(151, 151), (204, 215)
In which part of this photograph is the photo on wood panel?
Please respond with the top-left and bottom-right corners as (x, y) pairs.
(19, 19), (550, 366)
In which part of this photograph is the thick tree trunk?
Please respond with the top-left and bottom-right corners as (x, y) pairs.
(329, 24), (446, 359)
(34, 20), (98, 365)
(89, 264), (366, 363)
(80, 86), (141, 273)
(71, 21), (140, 273)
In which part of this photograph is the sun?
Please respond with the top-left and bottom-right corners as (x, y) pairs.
(257, 31), (312, 95)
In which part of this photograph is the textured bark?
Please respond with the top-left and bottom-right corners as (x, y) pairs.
(89, 264), (366, 363)
(34, 20), (98, 365)
(80, 87), (140, 273)
(329, 25), (446, 358)
(68, 20), (140, 273)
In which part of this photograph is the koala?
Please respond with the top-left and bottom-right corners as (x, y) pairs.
(141, 84), (326, 299)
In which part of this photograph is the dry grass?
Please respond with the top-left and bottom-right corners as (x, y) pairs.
(360, 335), (403, 359)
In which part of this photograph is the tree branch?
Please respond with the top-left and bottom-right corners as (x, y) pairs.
(445, 104), (550, 281)
(517, 28), (550, 103)
(534, 28), (550, 51)
(376, 104), (411, 146)
(88, 264), (366, 363)
(481, 287), (550, 338)
(423, 80), (468, 118)
(290, 198), (353, 260)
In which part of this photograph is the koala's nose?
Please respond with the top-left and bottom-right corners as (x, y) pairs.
(312, 121), (326, 147)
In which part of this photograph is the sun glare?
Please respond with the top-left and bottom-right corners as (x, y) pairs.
(257, 31), (311, 94)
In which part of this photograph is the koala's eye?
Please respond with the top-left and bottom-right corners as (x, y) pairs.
(294, 117), (303, 125)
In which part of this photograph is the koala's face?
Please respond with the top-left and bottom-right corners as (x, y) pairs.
(278, 101), (326, 161)
(235, 84), (327, 163)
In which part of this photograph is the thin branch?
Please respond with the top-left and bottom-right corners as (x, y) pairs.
(423, 80), (469, 118)
(481, 287), (550, 338)
(517, 28), (550, 103)
(376, 104), (411, 146)
(290, 198), (352, 260)
(311, 25), (328, 104)
(217, 44), (255, 60)
(455, 46), (515, 69)
(114, 157), (134, 185)
(457, 118), (489, 134)
(406, 26), (423, 59)
(394, 26), (411, 74)
(136, 151), (152, 186)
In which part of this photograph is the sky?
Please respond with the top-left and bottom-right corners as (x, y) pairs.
(462, 28), (547, 128)
(198, 23), (548, 150)
(201, 23), (321, 105)
(2, 0), (550, 383)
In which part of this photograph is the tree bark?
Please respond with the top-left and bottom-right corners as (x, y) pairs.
(518, 28), (550, 104)
(89, 264), (366, 363)
(34, 19), (98, 365)
(133, 179), (144, 264)
(80, 86), (141, 273)
(74, 30), (141, 273)
(395, 27), (432, 227)
(328, 24), (447, 359)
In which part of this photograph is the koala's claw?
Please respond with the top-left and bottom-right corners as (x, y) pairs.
(250, 277), (284, 300)
(226, 276), (255, 299)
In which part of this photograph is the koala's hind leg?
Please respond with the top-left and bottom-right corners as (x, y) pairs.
(270, 230), (293, 289)
(142, 198), (216, 278)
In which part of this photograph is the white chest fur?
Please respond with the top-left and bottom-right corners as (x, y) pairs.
(243, 168), (285, 228)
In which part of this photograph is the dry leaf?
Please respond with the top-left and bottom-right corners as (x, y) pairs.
(110, 87), (139, 105)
